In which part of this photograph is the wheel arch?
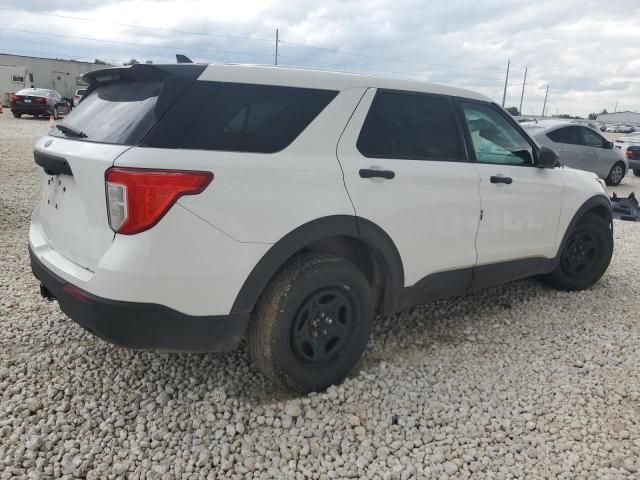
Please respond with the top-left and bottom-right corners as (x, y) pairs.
(556, 194), (612, 259)
(229, 215), (404, 318)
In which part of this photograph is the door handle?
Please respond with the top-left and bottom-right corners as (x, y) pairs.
(490, 175), (513, 185)
(359, 169), (395, 179)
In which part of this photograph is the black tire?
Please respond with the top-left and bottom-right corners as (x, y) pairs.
(633, 169), (640, 177)
(247, 252), (373, 393)
(12, 113), (21, 118)
(542, 213), (613, 291)
(53, 106), (59, 120)
(605, 162), (625, 186)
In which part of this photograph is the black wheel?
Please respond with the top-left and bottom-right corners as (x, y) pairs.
(633, 169), (640, 177)
(12, 112), (21, 118)
(248, 252), (373, 393)
(542, 213), (613, 291)
(53, 106), (59, 120)
(605, 162), (625, 186)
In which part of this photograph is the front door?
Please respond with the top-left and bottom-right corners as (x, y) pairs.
(337, 88), (482, 292)
(458, 101), (564, 273)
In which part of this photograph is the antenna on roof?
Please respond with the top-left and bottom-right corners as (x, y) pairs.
(176, 54), (193, 64)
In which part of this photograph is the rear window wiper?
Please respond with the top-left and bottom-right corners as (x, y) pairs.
(55, 124), (87, 138)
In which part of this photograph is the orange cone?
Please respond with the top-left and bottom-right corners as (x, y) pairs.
(49, 114), (55, 128)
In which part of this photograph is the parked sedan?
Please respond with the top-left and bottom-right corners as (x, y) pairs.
(522, 120), (628, 185)
(10, 88), (71, 120)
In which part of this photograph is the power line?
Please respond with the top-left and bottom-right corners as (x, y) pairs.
(0, 6), (510, 73)
(0, 7), (274, 44)
(0, 27), (272, 59)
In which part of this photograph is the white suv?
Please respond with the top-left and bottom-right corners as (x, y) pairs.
(30, 63), (613, 392)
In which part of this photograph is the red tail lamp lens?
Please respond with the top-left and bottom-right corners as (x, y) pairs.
(105, 167), (213, 235)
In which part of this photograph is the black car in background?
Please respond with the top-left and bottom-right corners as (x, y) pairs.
(626, 145), (640, 176)
(10, 88), (71, 120)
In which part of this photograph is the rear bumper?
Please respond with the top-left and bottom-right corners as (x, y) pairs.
(29, 245), (249, 352)
(11, 105), (50, 115)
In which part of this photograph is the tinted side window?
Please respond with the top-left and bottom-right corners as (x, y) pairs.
(358, 91), (464, 160)
(147, 82), (337, 153)
(580, 127), (605, 147)
(547, 126), (582, 145)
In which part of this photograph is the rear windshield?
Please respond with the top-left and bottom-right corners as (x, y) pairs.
(76, 89), (87, 95)
(17, 89), (50, 96)
(51, 81), (161, 145)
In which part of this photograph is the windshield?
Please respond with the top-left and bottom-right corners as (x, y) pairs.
(51, 80), (161, 145)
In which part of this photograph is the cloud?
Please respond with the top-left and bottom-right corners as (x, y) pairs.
(1, 0), (639, 115)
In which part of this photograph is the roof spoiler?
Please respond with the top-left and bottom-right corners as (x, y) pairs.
(176, 54), (193, 64)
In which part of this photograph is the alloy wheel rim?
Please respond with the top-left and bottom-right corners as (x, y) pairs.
(291, 287), (354, 364)
(611, 166), (623, 184)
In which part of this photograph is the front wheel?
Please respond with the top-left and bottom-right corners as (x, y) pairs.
(605, 162), (625, 186)
(633, 169), (640, 177)
(12, 112), (21, 118)
(247, 253), (373, 393)
(541, 213), (613, 291)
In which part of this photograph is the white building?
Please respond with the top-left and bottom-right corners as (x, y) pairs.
(596, 111), (640, 126)
(0, 53), (108, 101)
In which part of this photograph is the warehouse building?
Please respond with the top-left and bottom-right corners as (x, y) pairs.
(596, 111), (640, 126)
(0, 53), (107, 101)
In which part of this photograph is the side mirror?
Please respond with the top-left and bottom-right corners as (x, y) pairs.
(605, 141), (614, 149)
(537, 146), (560, 168)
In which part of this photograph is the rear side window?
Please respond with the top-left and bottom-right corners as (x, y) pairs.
(51, 81), (162, 145)
(547, 126), (582, 145)
(145, 82), (338, 153)
(357, 91), (464, 161)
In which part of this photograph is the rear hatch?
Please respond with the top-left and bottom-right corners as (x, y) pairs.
(32, 63), (206, 270)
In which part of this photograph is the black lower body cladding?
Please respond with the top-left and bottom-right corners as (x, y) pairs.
(29, 246), (248, 352)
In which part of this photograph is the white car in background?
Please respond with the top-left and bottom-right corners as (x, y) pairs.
(72, 89), (86, 107)
(523, 120), (628, 185)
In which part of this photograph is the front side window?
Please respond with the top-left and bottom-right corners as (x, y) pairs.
(547, 126), (582, 145)
(357, 91), (464, 161)
(461, 102), (534, 165)
(580, 127), (605, 147)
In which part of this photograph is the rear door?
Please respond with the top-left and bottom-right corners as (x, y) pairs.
(337, 88), (481, 291)
(31, 64), (205, 270)
(457, 101), (563, 269)
(579, 126), (618, 178)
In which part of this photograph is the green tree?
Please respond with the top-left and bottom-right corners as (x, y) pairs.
(145, 60), (153, 64)
(123, 59), (139, 66)
(505, 107), (520, 116)
(588, 113), (598, 120)
(93, 59), (108, 65)
(601, 109), (608, 115)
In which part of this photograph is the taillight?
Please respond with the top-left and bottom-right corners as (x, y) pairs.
(10, 94), (20, 102)
(34, 97), (47, 103)
(105, 167), (213, 235)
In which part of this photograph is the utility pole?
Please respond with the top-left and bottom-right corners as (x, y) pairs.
(274, 28), (279, 66)
(501, 59), (510, 107)
(614, 100), (618, 112)
(519, 67), (527, 116)
(542, 84), (549, 117)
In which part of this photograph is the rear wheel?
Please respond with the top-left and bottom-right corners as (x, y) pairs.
(12, 113), (21, 118)
(53, 106), (59, 120)
(605, 162), (625, 186)
(633, 169), (640, 177)
(542, 213), (613, 291)
(247, 252), (373, 393)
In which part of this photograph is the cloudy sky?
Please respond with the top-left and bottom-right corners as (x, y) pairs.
(1, 0), (639, 116)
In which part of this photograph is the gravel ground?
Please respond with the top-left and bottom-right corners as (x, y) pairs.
(1, 112), (639, 479)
